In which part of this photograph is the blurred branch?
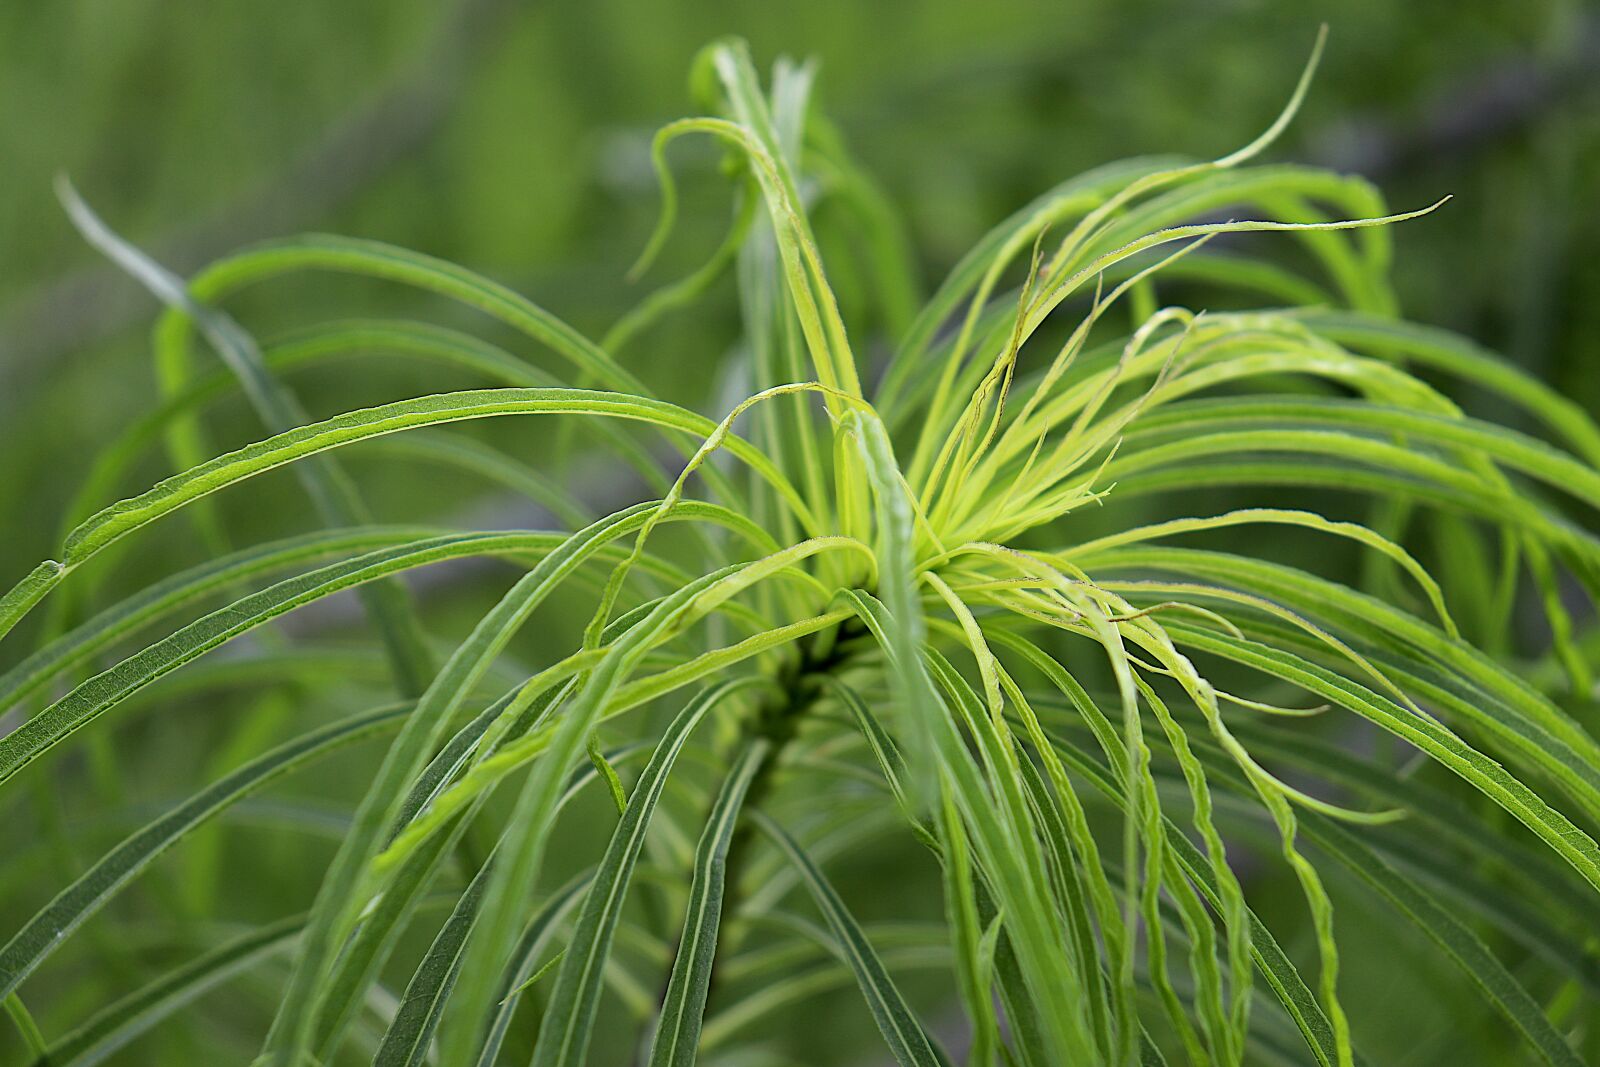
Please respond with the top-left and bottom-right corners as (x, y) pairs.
(0, 0), (514, 392)
(1306, 15), (1600, 174)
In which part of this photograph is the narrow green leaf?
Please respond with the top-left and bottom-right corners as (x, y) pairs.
(56, 388), (806, 568)
(1, 505), (767, 792)
(0, 560), (64, 647)
(532, 681), (763, 1067)
(38, 916), (302, 1067)
(0, 526), (431, 716)
(0, 704), (405, 1000)
(4, 993), (46, 1060)
(751, 810), (946, 1067)
(60, 178), (437, 697)
(472, 873), (591, 1067)
(168, 233), (648, 394)
(648, 738), (769, 1067)
(370, 746), (644, 1067)
(266, 508), (742, 1065)
(934, 778), (1002, 1067)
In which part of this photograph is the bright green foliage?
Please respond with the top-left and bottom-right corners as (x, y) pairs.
(3, 33), (1598, 1067)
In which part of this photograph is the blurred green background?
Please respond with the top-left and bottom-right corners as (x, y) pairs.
(1, 2), (1597, 1062)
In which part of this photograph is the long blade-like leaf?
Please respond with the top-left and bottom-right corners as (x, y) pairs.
(751, 810), (946, 1067)
(647, 737), (769, 1067)
(532, 682), (762, 1067)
